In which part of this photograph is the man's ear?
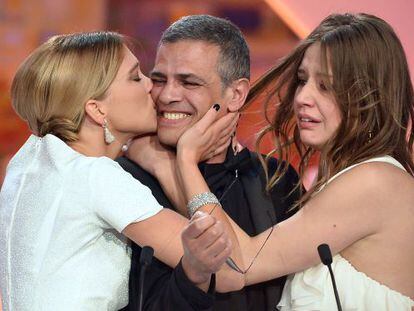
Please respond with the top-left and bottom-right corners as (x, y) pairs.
(84, 99), (106, 126)
(226, 78), (250, 112)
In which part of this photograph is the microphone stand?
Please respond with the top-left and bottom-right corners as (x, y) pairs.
(138, 246), (154, 311)
(317, 243), (342, 311)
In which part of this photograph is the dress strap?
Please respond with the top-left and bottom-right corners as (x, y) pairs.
(328, 155), (406, 184)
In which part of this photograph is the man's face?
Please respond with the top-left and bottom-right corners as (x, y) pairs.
(150, 40), (231, 147)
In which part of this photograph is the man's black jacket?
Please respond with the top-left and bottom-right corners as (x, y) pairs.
(116, 148), (300, 311)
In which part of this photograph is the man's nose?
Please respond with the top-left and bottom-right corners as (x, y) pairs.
(157, 81), (182, 105)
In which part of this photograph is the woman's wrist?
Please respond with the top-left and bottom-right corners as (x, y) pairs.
(176, 155), (200, 181)
(177, 141), (200, 163)
(152, 159), (174, 180)
(176, 154), (211, 204)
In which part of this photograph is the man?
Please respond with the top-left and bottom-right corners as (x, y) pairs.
(117, 15), (300, 310)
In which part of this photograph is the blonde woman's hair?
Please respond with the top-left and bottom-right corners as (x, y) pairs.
(11, 31), (125, 142)
(246, 13), (414, 209)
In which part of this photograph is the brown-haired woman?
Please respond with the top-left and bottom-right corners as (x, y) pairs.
(176, 12), (414, 310)
(0, 31), (244, 310)
(249, 12), (414, 309)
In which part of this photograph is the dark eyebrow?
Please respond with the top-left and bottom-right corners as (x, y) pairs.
(176, 73), (207, 84)
(318, 72), (333, 79)
(297, 68), (332, 79)
(150, 71), (166, 79)
(150, 71), (207, 85)
(128, 61), (140, 74)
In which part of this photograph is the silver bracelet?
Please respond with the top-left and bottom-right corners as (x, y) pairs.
(187, 192), (220, 217)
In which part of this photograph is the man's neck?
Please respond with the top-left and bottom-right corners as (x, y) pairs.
(205, 150), (227, 164)
(205, 137), (244, 164)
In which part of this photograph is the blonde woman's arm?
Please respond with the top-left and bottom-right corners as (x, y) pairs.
(125, 135), (187, 215)
(123, 208), (237, 291)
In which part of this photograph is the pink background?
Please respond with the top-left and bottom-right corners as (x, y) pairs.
(265, 0), (414, 83)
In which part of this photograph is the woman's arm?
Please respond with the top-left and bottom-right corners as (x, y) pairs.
(122, 208), (244, 292)
(176, 123), (388, 286)
(125, 106), (384, 289)
(237, 162), (388, 284)
(122, 107), (245, 292)
(174, 106), (246, 290)
(125, 135), (187, 215)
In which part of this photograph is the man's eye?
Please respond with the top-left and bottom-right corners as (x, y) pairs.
(183, 81), (200, 87)
(151, 79), (165, 85)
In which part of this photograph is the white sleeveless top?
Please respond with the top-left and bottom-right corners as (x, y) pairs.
(278, 156), (414, 310)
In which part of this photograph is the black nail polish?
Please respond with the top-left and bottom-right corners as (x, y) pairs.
(213, 103), (220, 111)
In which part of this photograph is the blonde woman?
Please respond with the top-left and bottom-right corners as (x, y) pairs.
(0, 32), (243, 310)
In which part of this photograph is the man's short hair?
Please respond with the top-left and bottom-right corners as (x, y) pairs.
(160, 14), (250, 86)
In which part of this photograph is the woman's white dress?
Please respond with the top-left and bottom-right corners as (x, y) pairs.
(0, 134), (163, 310)
(278, 156), (414, 310)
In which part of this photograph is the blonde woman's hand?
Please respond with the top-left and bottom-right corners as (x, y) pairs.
(176, 104), (238, 164)
(126, 134), (175, 178)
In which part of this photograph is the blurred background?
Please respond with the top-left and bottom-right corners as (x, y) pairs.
(0, 0), (413, 188)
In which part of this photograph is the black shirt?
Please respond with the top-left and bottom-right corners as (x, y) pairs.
(117, 147), (300, 311)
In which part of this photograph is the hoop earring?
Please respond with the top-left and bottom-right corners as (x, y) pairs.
(103, 119), (115, 144)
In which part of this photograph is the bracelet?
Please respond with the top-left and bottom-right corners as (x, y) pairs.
(187, 192), (220, 217)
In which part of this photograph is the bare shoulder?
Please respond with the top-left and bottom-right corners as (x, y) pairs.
(321, 160), (414, 212)
(335, 160), (413, 190)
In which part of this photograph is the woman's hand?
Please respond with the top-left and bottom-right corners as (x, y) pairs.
(177, 104), (238, 164)
(181, 211), (232, 286)
(126, 134), (188, 214)
(126, 134), (176, 178)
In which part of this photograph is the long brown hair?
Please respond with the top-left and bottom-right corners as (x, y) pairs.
(247, 13), (414, 207)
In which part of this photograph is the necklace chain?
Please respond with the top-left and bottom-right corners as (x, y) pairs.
(209, 166), (275, 275)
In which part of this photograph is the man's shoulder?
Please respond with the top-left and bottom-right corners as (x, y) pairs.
(115, 156), (153, 181)
(239, 148), (299, 226)
(115, 156), (162, 193)
(115, 156), (174, 209)
(243, 149), (300, 212)
(243, 149), (298, 184)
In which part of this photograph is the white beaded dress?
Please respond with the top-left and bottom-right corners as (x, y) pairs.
(0, 134), (163, 310)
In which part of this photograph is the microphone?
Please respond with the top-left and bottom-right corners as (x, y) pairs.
(138, 246), (154, 311)
(317, 243), (342, 311)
